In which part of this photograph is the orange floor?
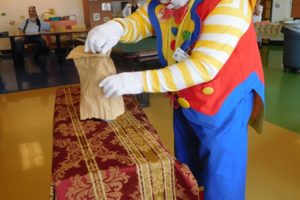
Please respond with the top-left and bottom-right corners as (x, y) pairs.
(0, 88), (300, 200)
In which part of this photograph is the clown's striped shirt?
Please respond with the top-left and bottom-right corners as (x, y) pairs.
(114, 0), (255, 92)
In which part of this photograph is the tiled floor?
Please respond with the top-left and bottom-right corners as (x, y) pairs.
(0, 45), (300, 199)
(0, 51), (79, 94)
(261, 46), (300, 133)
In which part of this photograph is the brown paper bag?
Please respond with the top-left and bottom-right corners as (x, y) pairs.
(67, 46), (124, 120)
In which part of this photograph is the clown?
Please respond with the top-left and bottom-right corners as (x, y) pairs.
(85, 0), (265, 199)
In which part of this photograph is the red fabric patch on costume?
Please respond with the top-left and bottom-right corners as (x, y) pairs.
(171, 39), (176, 51)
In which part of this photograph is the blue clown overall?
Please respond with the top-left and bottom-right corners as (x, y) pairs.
(86, 0), (265, 199)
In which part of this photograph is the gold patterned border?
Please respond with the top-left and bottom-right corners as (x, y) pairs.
(125, 110), (176, 199)
(64, 88), (107, 200)
(110, 109), (176, 200)
(110, 119), (153, 199)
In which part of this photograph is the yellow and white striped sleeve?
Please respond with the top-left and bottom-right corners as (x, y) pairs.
(113, 1), (154, 43)
(143, 0), (254, 92)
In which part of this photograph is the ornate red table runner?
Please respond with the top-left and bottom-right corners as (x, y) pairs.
(51, 86), (199, 200)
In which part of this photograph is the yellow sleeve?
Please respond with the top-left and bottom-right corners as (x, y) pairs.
(143, 0), (254, 92)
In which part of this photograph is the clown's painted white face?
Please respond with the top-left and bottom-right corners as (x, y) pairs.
(159, 0), (189, 9)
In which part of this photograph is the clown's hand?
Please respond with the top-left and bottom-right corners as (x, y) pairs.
(84, 21), (124, 54)
(99, 72), (144, 98)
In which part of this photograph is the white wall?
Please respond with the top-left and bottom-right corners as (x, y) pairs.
(0, 0), (84, 50)
(271, 0), (293, 22)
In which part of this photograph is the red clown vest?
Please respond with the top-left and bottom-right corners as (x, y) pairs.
(149, 0), (265, 132)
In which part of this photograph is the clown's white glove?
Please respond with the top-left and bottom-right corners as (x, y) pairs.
(99, 72), (144, 98)
(84, 21), (124, 54)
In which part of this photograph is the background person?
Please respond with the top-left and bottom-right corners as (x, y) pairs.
(122, 0), (140, 17)
(253, 0), (263, 46)
(15, 6), (50, 65)
(253, 0), (263, 23)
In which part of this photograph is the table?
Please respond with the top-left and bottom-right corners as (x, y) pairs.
(112, 37), (159, 70)
(254, 22), (283, 41)
(9, 29), (89, 65)
(51, 86), (199, 200)
(112, 37), (161, 107)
